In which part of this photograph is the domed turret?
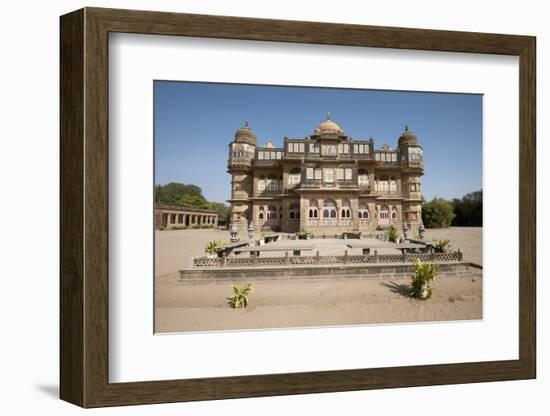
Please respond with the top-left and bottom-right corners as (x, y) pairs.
(315, 113), (344, 135)
(398, 125), (417, 146)
(234, 121), (257, 145)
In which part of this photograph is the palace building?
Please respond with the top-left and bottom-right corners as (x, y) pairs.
(227, 115), (424, 236)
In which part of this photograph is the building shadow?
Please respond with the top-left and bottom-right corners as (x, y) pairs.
(379, 281), (411, 298)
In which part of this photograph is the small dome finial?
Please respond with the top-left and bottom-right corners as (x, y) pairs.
(405, 124), (409, 132)
(327, 112), (331, 120)
(244, 121), (249, 128)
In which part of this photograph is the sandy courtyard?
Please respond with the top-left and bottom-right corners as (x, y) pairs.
(155, 227), (483, 333)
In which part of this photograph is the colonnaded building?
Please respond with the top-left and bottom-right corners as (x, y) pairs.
(227, 115), (424, 236)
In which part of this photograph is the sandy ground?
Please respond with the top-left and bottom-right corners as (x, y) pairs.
(155, 227), (483, 333)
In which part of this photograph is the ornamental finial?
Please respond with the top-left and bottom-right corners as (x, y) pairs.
(326, 112), (331, 120)
(405, 124), (409, 132)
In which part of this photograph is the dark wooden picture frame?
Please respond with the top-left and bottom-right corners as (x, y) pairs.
(60, 7), (536, 408)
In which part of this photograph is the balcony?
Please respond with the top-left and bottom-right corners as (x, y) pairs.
(306, 219), (352, 227)
(228, 157), (252, 169)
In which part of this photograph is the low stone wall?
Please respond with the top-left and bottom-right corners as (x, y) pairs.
(178, 261), (479, 283)
(192, 251), (462, 269)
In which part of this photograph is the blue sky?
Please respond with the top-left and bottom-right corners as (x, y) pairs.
(154, 81), (482, 204)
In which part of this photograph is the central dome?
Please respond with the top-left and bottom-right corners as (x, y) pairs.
(315, 113), (344, 134)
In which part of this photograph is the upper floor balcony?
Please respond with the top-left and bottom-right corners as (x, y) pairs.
(228, 157), (252, 169)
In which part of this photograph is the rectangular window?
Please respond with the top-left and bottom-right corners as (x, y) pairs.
(381, 153), (386, 161)
(299, 143), (305, 153)
(375, 153), (380, 161)
(353, 144), (358, 154)
(258, 179), (265, 191)
(314, 168), (322, 180)
(306, 167), (314, 179)
(323, 168), (335, 183)
(392, 153), (397, 162)
(258, 152), (264, 160)
(270, 151), (275, 160)
(288, 174), (300, 185)
(336, 168), (344, 180)
(345, 168), (353, 180)
(322, 145), (337, 156)
(364, 145), (369, 154)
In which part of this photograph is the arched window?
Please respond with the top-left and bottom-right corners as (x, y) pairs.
(258, 206), (265, 221)
(323, 199), (337, 218)
(258, 175), (265, 191)
(267, 174), (278, 191)
(288, 168), (301, 186)
(377, 176), (389, 192)
(389, 177), (397, 192)
(289, 203), (300, 220)
(358, 202), (369, 219)
(267, 205), (277, 221)
(341, 199), (352, 219)
(379, 205), (390, 225)
(391, 207), (398, 221)
(308, 200), (319, 219)
(358, 169), (369, 187)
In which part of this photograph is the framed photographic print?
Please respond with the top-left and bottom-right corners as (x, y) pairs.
(60, 7), (536, 408)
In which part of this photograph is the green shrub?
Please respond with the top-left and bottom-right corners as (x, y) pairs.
(171, 224), (185, 230)
(434, 239), (450, 251)
(298, 231), (313, 240)
(191, 224), (200, 229)
(410, 260), (438, 300)
(387, 226), (399, 242)
(227, 283), (252, 309)
(204, 239), (226, 255)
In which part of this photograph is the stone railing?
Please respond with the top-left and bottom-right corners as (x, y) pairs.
(191, 251), (463, 269)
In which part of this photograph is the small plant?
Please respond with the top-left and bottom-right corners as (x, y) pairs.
(410, 259), (438, 300)
(227, 283), (252, 309)
(387, 226), (400, 242)
(191, 224), (201, 229)
(434, 239), (450, 252)
(171, 224), (185, 230)
(204, 239), (226, 255)
(298, 231), (313, 240)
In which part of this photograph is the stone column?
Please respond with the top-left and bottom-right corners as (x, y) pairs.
(166, 212), (172, 228)
(368, 202), (377, 231)
(368, 172), (375, 193)
(351, 197), (359, 228)
(299, 197), (309, 232)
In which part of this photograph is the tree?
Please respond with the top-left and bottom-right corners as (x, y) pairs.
(208, 201), (230, 219)
(154, 182), (204, 206)
(177, 193), (209, 209)
(452, 190), (482, 226)
(422, 197), (456, 228)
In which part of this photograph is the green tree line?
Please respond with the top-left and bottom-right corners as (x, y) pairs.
(422, 190), (482, 228)
(155, 182), (230, 220)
